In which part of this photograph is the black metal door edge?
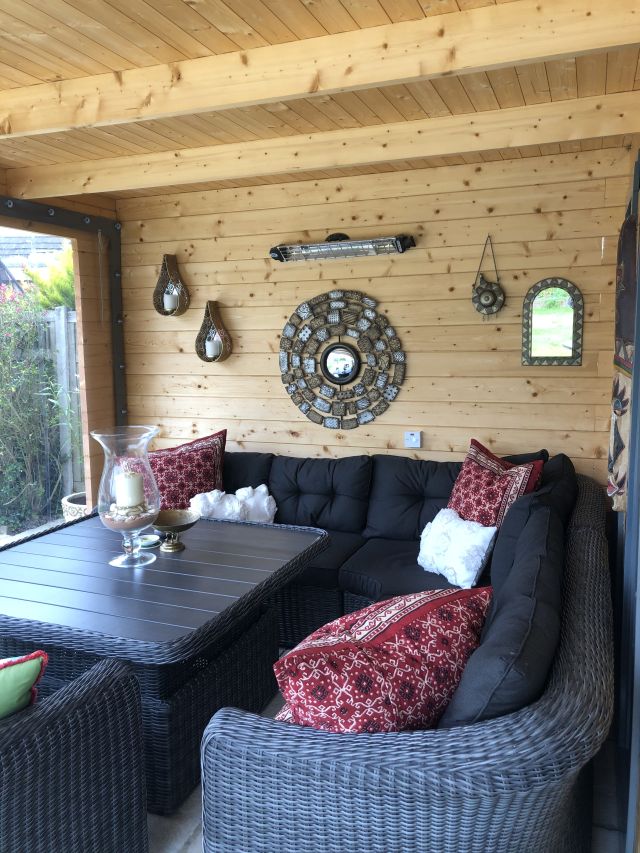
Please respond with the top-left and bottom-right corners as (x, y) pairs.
(0, 196), (126, 425)
(623, 150), (640, 852)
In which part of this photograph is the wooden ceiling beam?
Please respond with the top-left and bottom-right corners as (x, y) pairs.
(1, 0), (639, 140)
(7, 91), (640, 198)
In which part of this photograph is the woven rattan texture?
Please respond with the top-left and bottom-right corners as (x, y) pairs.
(143, 606), (278, 813)
(201, 476), (613, 853)
(343, 591), (374, 613)
(270, 584), (343, 647)
(26, 607), (278, 815)
(0, 516), (323, 814)
(3, 605), (261, 700)
(0, 659), (148, 853)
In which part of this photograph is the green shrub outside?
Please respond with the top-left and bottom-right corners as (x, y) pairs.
(0, 285), (66, 534)
(27, 244), (75, 310)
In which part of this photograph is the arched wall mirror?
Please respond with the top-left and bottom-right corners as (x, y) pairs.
(522, 277), (584, 366)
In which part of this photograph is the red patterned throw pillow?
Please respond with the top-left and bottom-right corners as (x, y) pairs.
(448, 439), (543, 527)
(149, 430), (226, 510)
(273, 587), (492, 734)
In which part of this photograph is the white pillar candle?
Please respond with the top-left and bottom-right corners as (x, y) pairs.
(205, 335), (222, 359)
(163, 291), (179, 311)
(114, 471), (144, 507)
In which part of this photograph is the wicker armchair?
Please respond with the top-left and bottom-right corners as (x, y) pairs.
(201, 475), (612, 853)
(0, 659), (149, 853)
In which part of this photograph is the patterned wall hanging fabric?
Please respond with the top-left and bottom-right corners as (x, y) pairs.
(608, 212), (638, 511)
(280, 290), (406, 429)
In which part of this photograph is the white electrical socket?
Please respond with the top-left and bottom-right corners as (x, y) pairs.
(404, 430), (421, 449)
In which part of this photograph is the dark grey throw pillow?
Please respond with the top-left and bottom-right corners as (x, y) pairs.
(439, 505), (564, 728)
(489, 453), (576, 599)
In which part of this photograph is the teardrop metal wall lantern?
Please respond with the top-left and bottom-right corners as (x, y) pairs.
(195, 301), (232, 363)
(153, 254), (190, 316)
(471, 235), (505, 315)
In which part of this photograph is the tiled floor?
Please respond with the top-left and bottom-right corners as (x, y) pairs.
(148, 787), (202, 853)
(147, 693), (285, 853)
(149, 703), (626, 853)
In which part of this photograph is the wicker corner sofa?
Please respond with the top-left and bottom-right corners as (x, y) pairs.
(201, 474), (613, 853)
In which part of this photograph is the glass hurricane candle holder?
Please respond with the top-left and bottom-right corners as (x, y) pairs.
(90, 425), (161, 568)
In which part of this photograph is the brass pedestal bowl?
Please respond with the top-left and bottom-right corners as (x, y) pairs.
(154, 509), (200, 553)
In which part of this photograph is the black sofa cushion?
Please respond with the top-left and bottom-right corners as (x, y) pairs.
(537, 453), (578, 525)
(363, 456), (461, 541)
(339, 538), (457, 600)
(362, 451), (549, 542)
(296, 531), (365, 589)
(269, 455), (372, 534)
(504, 450), (549, 466)
(223, 451), (274, 492)
(489, 454), (576, 596)
(439, 504), (564, 728)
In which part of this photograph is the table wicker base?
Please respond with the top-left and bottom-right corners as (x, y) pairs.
(0, 515), (327, 815)
(3, 607), (279, 814)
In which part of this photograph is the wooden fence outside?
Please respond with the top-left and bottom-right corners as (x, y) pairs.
(42, 306), (84, 497)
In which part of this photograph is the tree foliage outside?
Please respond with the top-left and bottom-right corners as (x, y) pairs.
(27, 245), (76, 310)
(0, 285), (69, 533)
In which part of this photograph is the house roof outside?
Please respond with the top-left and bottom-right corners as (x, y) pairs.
(0, 227), (68, 284)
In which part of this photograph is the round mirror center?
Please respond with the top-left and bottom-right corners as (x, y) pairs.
(321, 342), (361, 385)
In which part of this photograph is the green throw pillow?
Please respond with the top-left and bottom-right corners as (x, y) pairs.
(0, 651), (48, 720)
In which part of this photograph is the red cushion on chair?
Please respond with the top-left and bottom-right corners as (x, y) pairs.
(149, 430), (226, 509)
(448, 439), (543, 527)
(273, 587), (492, 734)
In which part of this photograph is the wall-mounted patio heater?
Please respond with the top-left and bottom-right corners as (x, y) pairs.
(269, 232), (415, 262)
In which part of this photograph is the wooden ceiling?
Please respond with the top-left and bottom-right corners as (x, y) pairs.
(0, 0), (638, 198)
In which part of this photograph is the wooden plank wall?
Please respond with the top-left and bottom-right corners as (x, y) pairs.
(117, 147), (635, 483)
(0, 213), (116, 505)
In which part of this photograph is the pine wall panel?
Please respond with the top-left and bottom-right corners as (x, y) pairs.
(117, 147), (635, 483)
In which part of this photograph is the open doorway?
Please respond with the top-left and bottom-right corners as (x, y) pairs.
(0, 226), (84, 541)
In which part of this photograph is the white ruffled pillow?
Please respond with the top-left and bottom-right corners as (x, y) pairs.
(418, 508), (496, 589)
(190, 484), (277, 523)
(235, 485), (277, 523)
(190, 489), (248, 521)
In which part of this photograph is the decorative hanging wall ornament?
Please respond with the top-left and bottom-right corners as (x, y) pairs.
(195, 301), (232, 363)
(153, 254), (190, 316)
(471, 235), (505, 316)
(280, 290), (406, 430)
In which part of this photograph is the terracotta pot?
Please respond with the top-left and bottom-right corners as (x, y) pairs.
(61, 492), (91, 523)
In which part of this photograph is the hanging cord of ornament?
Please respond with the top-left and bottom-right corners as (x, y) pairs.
(472, 234), (504, 319)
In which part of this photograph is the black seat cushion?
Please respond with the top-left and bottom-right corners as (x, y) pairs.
(295, 531), (365, 589)
(339, 538), (457, 600)
(269, 455), (372, 534)
(489, 453), (576, 596)
(223, 451), (274, 492)
(439, 504), (564, 728)
(363, 455), (461, 541)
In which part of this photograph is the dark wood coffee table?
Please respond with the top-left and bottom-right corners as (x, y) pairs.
(0, 514), (328, 813)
